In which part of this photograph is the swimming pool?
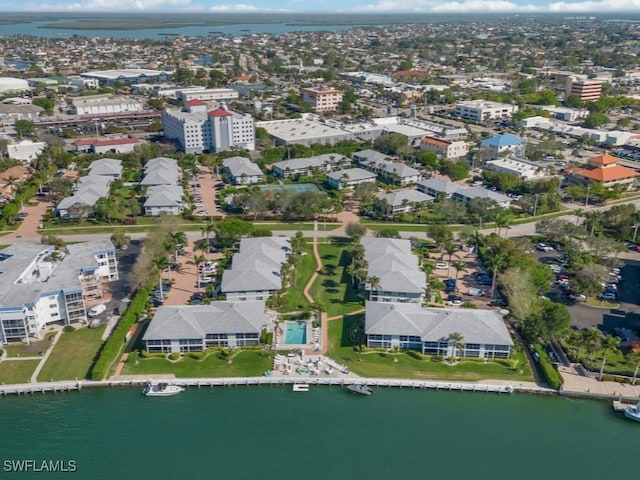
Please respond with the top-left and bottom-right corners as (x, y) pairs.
(259, 184), (321, 193)
(285, 321), (307, 345)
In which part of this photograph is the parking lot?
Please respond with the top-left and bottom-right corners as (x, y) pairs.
(190, 168), (225, 219)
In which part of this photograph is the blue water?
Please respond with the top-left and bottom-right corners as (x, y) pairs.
(260, 184), (321, 193)
(285, 321), (307, 344)
(0, 20), (359, 40)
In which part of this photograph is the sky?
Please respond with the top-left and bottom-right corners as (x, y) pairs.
(0, 0), (639, 13)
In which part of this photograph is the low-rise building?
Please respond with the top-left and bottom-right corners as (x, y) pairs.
(479, 134), (526, 161)
(272, 154), (349, 178)
(56, 174), (113, 219)
(365, 302), (513, 358)
(143, 185), (183, 216)
(361, 238), (426, 303)
(300, 87), (343, 112)
(86, 158), (123, 179)
(454, 100), (518, 123)
(0, 240), (119, 343)
(0, 103), (43, 123)
(417, 177), (511, 208)
(566, 151), (639, 190)
(7, 140), (46, 163)
(222, 156), (263, 185)
(485, 157), (549, 181)
(177, 88), (239, 103)
(71, 94), (144, 116)
(377, 189), (434, 214)
(143, 301), (269, 354)
(354, 149), (422, 185)
(420, 135), (468, 159)
(565, 76), (602, 102)
(74, 136), (141, 155)
(221, 237), (291, 302)
(325, 168), (377, 190)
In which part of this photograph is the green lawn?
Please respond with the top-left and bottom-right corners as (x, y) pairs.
(0, 360), (39, 384)
(3, 332), (56, 357)
(37, 326), (106, 382)
(122, 350), (272, 377)
(311, 239), (364, 317)
(276, 242), (316, 313)
(327, 314), (533, 382)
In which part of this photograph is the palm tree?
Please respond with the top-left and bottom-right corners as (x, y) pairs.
(192, 254), (206, 292)
(153, 256), (170, 301)
(452, 260), (466, 282)
(443, 242), (457, 277)
(598, 334), (621, 380)
(581, 328), (602, 363)
(201, 222), (216, 259)
(366, 275), (381, 300)
(486, 253), (505, 299)
(448, 331), (465, 359)
(171, 231), (187, 263)
(573, 207), (585, 227)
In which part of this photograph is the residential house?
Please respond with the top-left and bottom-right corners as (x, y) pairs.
(222, 156), (264, 185)
(361, 238), (426, 303)
(143, 301), (268, 354)
(377, 189), (434, 214)
(87, 158), (123, 179)
(325, 168), (376, 190)
(144, 185), (183, 216)
(56, 175), (112, 219)
(365, 302), (513, 358)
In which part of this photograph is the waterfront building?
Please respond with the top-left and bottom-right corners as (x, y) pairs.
(454, 100), (518, 123)
(221, 237), (291, 302)
(365, 302), (513, 358)
(162, 103), (255, 154)
(272, 154), (349, 178)
(325, 168), (376, 190)
(222, 156), (263, 185)
(143, 301), (268, 354)
(480, 134), (526, 161)
(353, 149), (422, 185)
(361, 238), (426, 303)
(300, 87), (343, 112)
(0, 240), (118, 343)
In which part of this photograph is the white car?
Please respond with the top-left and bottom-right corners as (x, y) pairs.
(435, 262), (449, 270)
(88, 304), (107, 317)
(536, 243), (554, 252)
(569, 293), (587, 302)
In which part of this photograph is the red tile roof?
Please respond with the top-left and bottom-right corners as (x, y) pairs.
(421, 135), (450, 147)
(74, 137), (140, 147)
(588, 151), (618, 166)
(576, 165), (640, 182)
(185, 99), (207, 106)
(207, 108), (232, 117)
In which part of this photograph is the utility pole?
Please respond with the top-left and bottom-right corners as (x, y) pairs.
(585, 184), (591, 206)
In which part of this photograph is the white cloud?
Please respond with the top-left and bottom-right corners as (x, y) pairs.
(430, 0), (539, 12)
(341, 0), (640, 11)
(547, 0), (640, 11)
(17, 0), (194, 11)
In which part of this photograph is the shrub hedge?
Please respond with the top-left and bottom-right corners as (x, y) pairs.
(533, 343), (563, 390)
(90, 288), (149, 380)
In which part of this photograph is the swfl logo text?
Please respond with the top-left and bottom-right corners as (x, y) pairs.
(3, 460), (77, 473)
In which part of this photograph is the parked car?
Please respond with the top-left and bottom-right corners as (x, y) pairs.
(446, 295), (463, 306)
(536, 243), (554, 252)
(443, 279), (457, 293)
(88, 304), (107, 317)
(197, 277), (214, 287)
(468, 288), (486, 297)
(435, 262), (449, 270)
(569, 293), (587, 302)
(599, 292), (617, 301)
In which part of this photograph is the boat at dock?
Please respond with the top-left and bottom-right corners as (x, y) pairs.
(292, 383), (310, 392)
(142, 382), (185, 397)
(346, 384), (372, 395)
(624, 402), (640, 422)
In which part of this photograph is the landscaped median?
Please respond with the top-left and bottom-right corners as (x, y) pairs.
(328, 314), (534, 382)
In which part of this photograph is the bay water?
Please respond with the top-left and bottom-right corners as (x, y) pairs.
(1, 386), (636, 479)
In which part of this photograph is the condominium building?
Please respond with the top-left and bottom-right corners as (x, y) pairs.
(454, 100), (518, 123)
(420, 135), (468, 159)
(177, 88), (239, 103)
(0, 240), (119, 343)
(163, 103), (255, 154)
(565, 76), (603, 102)
(301, 87), (343, 112)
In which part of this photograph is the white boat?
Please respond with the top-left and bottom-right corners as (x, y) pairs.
(142, 382), (185, 397)
(346, 384), (373, 396)
(624, 402), (640, 422)
(292, 383), (310, 392)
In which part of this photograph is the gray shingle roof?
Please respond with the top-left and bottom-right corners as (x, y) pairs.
(378, 189), (434, 207)
(361, 238), (425, 294)
(365, 302), (514, 346)
(143, 301), (268, 341)
(326, 168), (376, 182)
(222, 156), (263, 179)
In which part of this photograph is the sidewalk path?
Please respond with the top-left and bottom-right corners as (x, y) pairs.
(31, 330), (62, 383)
(559, 364), (640, 399)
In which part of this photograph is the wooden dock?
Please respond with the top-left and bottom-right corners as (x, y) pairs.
(613, 400), (637, 412)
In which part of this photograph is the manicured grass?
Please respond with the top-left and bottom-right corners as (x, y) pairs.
(276, 243), (316, 313)
(327, 314), (533, 382)
(121, 350), (272, 377)
(311, 239), (364, 317)
(37, 326), (106, 382)
(0, 360), (39, 385)
(3, 332), (55, 357)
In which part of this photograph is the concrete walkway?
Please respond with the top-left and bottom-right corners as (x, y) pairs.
(30, 329), (62, 383)
(559, 364), (640, 399)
